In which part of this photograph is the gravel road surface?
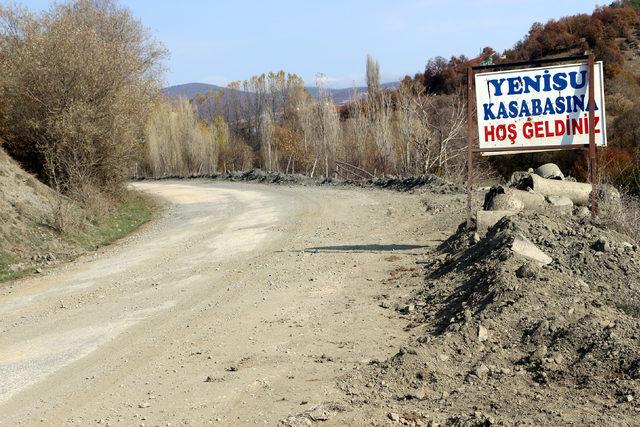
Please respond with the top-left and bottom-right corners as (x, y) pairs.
(0, 180), (449, 425)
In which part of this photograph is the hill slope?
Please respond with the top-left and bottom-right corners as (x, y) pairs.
(0, 148), (154, 282)
(163, 81), (399, 105)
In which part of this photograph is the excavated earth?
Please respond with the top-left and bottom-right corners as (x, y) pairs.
(330, 205), (640, 426)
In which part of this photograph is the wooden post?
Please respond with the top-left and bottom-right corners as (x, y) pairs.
(587, 53), (598, 219)
(466, 65), (475, 229)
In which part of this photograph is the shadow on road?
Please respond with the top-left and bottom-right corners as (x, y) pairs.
(304, 244), (428, 253)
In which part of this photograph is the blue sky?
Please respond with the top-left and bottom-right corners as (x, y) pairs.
(16, 0), (604, 88)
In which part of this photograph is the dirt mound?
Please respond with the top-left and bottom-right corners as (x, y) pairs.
(145, 169), (462, 194)
(341, 210), (640, 425)
(370, 175), (461, 193)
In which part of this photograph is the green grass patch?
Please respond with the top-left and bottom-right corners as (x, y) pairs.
(0, 251), (32, 283)
(72, 192), (156, 250)
(0, 191), (157, 284)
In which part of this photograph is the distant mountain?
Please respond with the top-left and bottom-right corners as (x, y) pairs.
(162, 81), (400, 105)
(162, 83), (227, 99)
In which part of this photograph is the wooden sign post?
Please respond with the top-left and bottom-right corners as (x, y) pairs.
(466, 53), (606, 228)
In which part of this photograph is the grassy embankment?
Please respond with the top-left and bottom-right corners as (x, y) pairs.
(0, 192), (157, 283)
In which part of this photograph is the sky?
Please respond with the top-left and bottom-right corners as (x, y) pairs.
(15, 0), (605, 88)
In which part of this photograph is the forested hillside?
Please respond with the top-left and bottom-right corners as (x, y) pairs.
(404, 1), (640, 190)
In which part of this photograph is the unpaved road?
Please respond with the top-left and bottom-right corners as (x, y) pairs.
(0, 180), (456, 425)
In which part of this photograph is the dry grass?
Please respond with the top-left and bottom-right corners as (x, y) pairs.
(599, 189), (640, 243)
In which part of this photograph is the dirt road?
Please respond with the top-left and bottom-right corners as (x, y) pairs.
(0, 180), (457, 425)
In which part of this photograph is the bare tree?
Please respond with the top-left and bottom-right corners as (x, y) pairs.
(366, 54), (381, 104)
(259, 108), (274, 171)
(314, 75), (340, 178)
(145, 99), (222, 177)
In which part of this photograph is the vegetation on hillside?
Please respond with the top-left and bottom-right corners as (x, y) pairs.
(142, 62), (468, 181)
(404, 1), (640, 191)
(0, 0), (163, 280)
(0, 0), (165, 202)
(145, 1), (640, 190)
(1, 0), (639, 197)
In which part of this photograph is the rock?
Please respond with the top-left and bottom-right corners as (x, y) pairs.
(388, 412), (401, 422)
(574, 206), (591, 218)
(535, 163), (564, 180)
(473, 363), (490, 380)
(596, 184), (621, 205)
(398, 304), (415, 315)
(546, 195), (573, 208)
(478, 324), (489, 342)
(307, 406), (332, 422)
(476, 210), (517, 234)
(410, 389), (427, 400)
(516, 262), (539, 278)
(532, 345), (548, 361)
(593, 238), (610, 253)
(511, 235), (553, 266)
(508, 171), (531, 186)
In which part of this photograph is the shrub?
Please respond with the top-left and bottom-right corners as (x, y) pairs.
(0, 0), (165, 196)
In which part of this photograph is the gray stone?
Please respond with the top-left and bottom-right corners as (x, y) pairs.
(574, 206), (591, 218)
(511, 235), (553, 266)
(478, 324), (489, 342)
(532, 345), (548, 361)
(535, 163), (564, 180)
(516, 262), (539, 278)
(596, 184), (621, 204)
(473, 363), (490, 380)
(546, 195), (573, 208)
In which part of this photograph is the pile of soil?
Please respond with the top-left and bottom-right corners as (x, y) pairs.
(342, 209), (640, 425)
(140, 169), (461, 194)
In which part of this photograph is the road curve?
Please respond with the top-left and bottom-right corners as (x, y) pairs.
(0, 180), (441, 425)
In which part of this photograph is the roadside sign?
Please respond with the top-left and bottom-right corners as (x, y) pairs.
(474, 62), (606, 155)
(465, 54), (603, 226)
